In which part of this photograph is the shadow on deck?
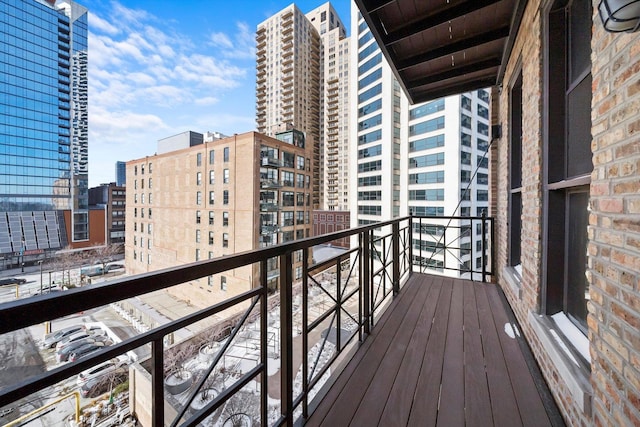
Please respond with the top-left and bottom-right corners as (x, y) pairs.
(306, 273), (565, 426)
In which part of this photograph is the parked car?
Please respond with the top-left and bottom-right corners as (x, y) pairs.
(56, 332), (91, 351)
(79, 370), (127, 398)
(82, 325), (106, 335)
(56, 338), (97, 363)
(76, 359), (127, 387)
(41, 325), (83, 349)
(105, 264), (124, 272)
(68, 342), (106, 362)
(56, 334), (111, 362)
(0, 278), (26, 286)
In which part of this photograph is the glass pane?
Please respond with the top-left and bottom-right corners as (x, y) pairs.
(566, 191), (589, 331)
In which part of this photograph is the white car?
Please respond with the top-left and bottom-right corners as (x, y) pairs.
(56, 332), (91, 351)
(76, 356), (128, 386)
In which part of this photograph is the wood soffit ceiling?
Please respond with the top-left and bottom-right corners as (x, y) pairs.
(355, 0), (527, 104)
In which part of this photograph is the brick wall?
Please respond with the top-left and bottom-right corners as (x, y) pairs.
(493, 2), (594, 424)
(588, 6), (640, 425)
(490, 1), (640, 425)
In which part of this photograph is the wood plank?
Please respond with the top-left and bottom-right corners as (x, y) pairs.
(484, 283), (551, 427)
(436, 278), (465, 426)
(377, 277), (443, 426)
(306, 273), (424, 426)
(322, 274), (434, 426)
(406, 278), (454, 426)
(475, 282), (523, 427)
(462, 279), (494, 426)
(350, 275), (440, 426)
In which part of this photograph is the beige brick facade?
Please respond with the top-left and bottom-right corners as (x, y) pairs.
(125, 131), (314, 310)
(492, 1), (640, 425)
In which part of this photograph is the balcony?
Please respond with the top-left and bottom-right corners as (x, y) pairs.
(0, 215), (561, 426)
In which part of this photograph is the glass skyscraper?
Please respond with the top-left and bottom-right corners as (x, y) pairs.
(0, 0), (88, 264)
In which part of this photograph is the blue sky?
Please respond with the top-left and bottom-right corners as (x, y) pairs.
(82, 0), (351, 186)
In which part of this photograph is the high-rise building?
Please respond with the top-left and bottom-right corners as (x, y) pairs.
(0, 0), (89, 266)
(350, 4), (490, 278)
(115, 161), (127, 187)
(256, 2), (350, 210)
(89, 183), (126, 244)
(125, 131), (314, 309)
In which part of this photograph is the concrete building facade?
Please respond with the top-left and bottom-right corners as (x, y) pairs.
(350, 4), (490, 277)
(89, 183), (126, 244)
(125, 131), (314, 308)
(256, 2), (350, 211)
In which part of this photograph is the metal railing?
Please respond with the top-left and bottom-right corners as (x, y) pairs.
(0, 215), (493, 426)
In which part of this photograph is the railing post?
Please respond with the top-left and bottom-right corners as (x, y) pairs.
(151, 338), (164, 427)
(279, 251), (293, 425)
(392, 220), (400, 296)
(408, 212), (414, 274)
(260, 260), (268, 425)
(481, 210), (487, 283)
(302, 249), (309, 419)
(361, 230), (371, 336)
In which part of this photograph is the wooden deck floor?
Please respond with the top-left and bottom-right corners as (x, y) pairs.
(306, 273), (563, 427)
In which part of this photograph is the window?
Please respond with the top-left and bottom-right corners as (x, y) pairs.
(409, 171), (444, 184)
(358, 205), (382, 215)
(148, 178), (152, 189)
(358, 114), (382, 131)
(461, 96), (472, 111)
(461, 152), (472, 165)
(358, 145), (382, 159)
(196, 230), (201, 243)
(223, 212), (229, 226)
(461, 133), (472, 147)
(221, 276), (227, 291)
(209, 231), (214, 245)
(358, 53), (382, 77)
(509, 71), (523, 272)
(196, 192), (202, 205)
(196, 211), (202, 224)
(297, 156), (305, 170)
(358, 83), (381, 103)
(358, 67), (382, 90)
(477, 190), (489, 201)
(281, 171), (294, 187)
(358, 129), (382, 145)
(209, 170), (215, 185)
(409, 99), (445, 120)
(195, 249), (200, 261)
(282, 191), (294, 206)
(296, 193), (304, 206)
(297, 174), (305, 188)
(461, 114), (472, 129)
(209, 191), (215, 205)
(222, 233), (229, 248)
(209, 211), (214, 225)
(358, 160), (382, 173)
(409, 117), (444, 136)
(196, 153), (202, 166)
(282, 152), (295, 168)
(543, 0), (593, 331)
(196, 172), (202, 185)
(409, 135), (444, 152)
(282, 211), (294, 227)
(223, 190), (229, 205)
(209, 149), (214, 164)
(409, 153), (445, 168)
(358, 176), (381, 187)
(223, 147), (229, 162)
(409, 189), (444, 201)
(223, 169), (229, 184)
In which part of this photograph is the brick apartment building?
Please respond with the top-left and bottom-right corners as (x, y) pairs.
(125, 131), (314, 309)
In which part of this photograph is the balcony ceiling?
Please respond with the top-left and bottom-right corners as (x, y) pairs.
(355, 0), (526, 104)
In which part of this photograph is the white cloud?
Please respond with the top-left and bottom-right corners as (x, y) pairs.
(86, 2), (255, 186)
(208, 22), (256, 60)
(88, 12), (119, 36)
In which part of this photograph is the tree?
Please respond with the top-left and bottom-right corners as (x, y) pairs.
(47, 246), (87, 288)
(91, 244), (124, 276)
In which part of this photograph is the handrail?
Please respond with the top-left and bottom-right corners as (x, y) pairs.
(0, 215), (494, 426)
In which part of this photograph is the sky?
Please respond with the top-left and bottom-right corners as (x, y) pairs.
(80, 0), (351, 187)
